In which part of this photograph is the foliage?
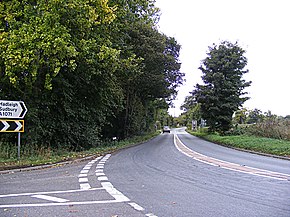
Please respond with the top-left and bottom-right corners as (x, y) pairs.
(0, 0), (183, 151)
(192, 41), (251, 133)
(247, 112), (290, 141)
(0, 0), (123, 149)
(232, 108), (290, 141)
(180, 96), (201, 129)
(233, 108), (248, 124)
(102, 11), (183, 138)
(246, 108), (264, 124)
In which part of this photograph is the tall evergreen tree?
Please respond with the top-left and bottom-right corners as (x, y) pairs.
(192, 41), (251, 133)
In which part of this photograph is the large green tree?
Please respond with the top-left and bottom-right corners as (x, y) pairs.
(180, 95), (201, 128)
(0, 0), (123, 148)
(192, 41), (251, 133)
(0, 0), (183, 149)
(102, 0), (184, 138)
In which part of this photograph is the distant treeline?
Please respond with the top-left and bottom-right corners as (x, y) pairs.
(0, 0), (184, 150)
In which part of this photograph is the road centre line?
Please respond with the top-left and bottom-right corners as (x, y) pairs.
(174, 134), (290, 181)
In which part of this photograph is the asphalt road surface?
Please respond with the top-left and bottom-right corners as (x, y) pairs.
(1, 128), (290, 217)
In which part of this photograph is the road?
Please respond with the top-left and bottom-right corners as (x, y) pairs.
(1, 128), (290, 216)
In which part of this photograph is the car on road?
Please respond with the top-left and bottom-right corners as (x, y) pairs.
(163, 126), (170, 133)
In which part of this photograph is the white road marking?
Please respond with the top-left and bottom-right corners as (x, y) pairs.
(101, 182), (130, 202)
(128, 202), (144, 211)
(102, 154), (111, 160)
(0, 199), (125, 208)
(1, 154), (159, 216)
(80, 169), (89, 174)
(98, 176), (108, 181)
(146, 213), (158, 217)
(95, 172), (105, 176)
(31, 195), (69, 203)
(174, 134), (290, 181)
(78, 158), (100, 190)
(101, 181), (113, 188)
(80, 183), (91, 190)
(0, 188), (103, 198)
(96, 165), (104, 169)
(79, 177), (88, 182)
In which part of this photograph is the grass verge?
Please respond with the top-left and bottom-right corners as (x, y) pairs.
(187, 131), (290, 158)
(0, 131), (159, 171)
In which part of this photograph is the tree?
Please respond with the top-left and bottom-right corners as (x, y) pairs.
(102, 6), (184, 138)
(192, 41), (251, 133)
(0, 0), (183, 149)
(0, 0), (123, 148)
(233, 108), (248, 124)
(180, 95), (201, 128)
(247, 108), (263, 124)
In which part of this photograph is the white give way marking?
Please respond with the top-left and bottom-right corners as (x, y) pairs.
(0, 154), (159, 217)
(31, 195), (69, 203)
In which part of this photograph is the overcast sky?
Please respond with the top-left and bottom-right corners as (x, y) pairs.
(155, 0), (290, 117)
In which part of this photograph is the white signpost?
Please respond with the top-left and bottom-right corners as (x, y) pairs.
(0, 100), (28, 160)
(0, 100), (27, 119)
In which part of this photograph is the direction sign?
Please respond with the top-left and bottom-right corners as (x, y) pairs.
(0, 120), (24, 132)
(0, 100), (27, 119)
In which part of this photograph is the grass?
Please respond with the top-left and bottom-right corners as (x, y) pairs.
(0, 131), (159, 171)
(188, 130), (290, 158)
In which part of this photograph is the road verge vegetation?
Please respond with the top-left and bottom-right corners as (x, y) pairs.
(0, 132), (159, 171)
(187, 129), (290, 159)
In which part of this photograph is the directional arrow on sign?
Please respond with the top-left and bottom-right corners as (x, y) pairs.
(0, 120), (24, 132)
(1, 121), (9, 131)
(15, 121), (23, 131)
(0, 100), (28, 119)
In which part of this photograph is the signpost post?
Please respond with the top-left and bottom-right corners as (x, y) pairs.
(0, 100), (27, 161)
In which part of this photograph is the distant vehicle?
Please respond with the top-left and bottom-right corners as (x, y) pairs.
(163, 126), (170, 133)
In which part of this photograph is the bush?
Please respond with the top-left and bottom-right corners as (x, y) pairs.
(247, 118), (290, 141)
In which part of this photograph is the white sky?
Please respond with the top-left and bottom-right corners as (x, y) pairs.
(155, 0), (290, 117)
